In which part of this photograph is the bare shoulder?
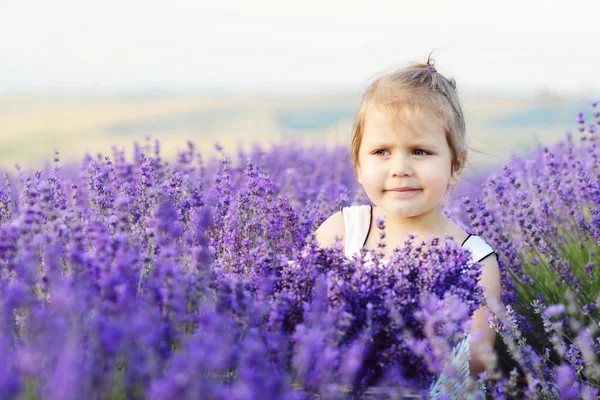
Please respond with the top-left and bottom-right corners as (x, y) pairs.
(315, 211), (345, 249)
(479, 253), (502, 305)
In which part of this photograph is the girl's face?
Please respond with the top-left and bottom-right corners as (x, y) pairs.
(357, 104), (460, 219)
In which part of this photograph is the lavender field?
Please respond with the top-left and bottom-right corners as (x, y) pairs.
(0, 101), (600, 399)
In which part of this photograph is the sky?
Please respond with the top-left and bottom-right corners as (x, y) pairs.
(1, 0), (599, 96)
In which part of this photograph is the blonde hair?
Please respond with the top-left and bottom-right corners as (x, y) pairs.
(351, 53), (467, 176)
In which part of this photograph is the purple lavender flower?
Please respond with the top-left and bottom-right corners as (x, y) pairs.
(1, 98), (600, 399)
(555, 364), (580, 399)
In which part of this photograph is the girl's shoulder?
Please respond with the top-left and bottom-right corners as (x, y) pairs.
(315, 205), (372, 249)
(339, 205), (373, 233)
(461, 234), (496, 263)
(340, 204), (372, 213)
(315, 209), (346, 249)
(340, 205), (373, 257)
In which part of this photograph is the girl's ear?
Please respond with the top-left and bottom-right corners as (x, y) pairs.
(356, 166), (363, 185)
(448, 166), (463, 187)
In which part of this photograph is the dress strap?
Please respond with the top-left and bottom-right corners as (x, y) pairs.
(461, 235), (495, 263)
(340, 205), (372, 258)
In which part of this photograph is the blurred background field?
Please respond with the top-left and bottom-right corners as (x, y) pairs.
(0, 91), (591, 173)
(1, 0), (598, 174)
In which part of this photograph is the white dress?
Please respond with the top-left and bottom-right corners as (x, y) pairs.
(340, 205), (493, 399)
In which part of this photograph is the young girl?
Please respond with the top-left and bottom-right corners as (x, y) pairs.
(315, 56), (502, 396)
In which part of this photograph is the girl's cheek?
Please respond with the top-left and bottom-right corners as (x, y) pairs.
(362, 165), (383, 180)
(428, 174), (451, 189)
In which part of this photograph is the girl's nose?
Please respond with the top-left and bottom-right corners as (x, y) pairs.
(390, 155), (414, 177)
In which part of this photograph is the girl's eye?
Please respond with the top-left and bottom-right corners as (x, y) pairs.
(413, 149), (431, 156)
(373, 149), (390, 156)
(373, 149), (431, 156)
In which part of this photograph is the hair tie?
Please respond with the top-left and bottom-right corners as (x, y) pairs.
(427, 62), (436, 73)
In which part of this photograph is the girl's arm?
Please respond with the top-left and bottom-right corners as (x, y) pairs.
(315, 211), (345, 249)
(469, 254), (502, 379)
